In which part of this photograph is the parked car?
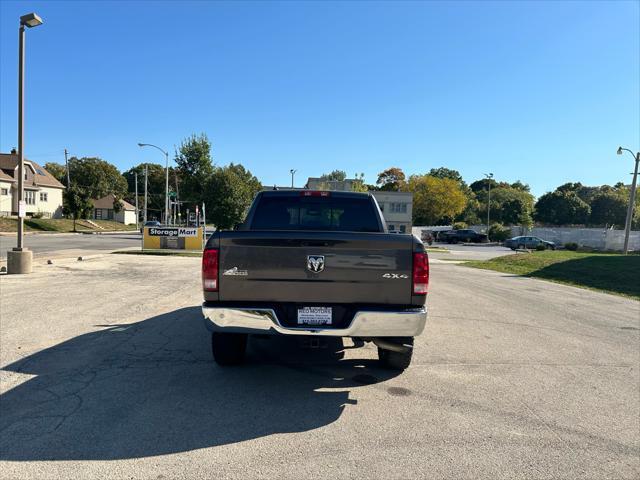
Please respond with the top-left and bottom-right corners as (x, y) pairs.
(201, 190), (428, 370)
(504, 236), (556, 250)
(440, 229), (487, 244)
(140, 220), (161, 233)
(420, 230), (434, 245)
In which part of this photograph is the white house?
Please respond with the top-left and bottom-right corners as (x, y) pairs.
(91, 194), (137, 225)
(0, 152), (65, 218)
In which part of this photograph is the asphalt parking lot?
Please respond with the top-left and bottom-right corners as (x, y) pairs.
(1, 251), (638, 479)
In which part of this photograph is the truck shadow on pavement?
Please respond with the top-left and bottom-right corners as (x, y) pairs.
(0, 306), (398, 460)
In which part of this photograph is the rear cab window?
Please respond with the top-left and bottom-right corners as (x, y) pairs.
(250, 192), (382, 232)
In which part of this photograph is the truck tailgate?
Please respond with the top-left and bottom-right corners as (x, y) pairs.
(216, 231), (414, 305)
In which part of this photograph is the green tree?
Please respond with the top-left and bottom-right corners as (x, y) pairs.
(427, 167), (464, 184)
(407, 175), (467, 225)
(320, 170), (347, 182)
(204, 163), (262, 229)
(63, 186), (93, 231)
(352, 173), (368, 192)
(469, 178), (498, 193)
(501, 198), (529, 225)
(589, 191), (628, 227)
(510, 180), (530, 192)
(68, 157), (127, 199)
(534, 191), (590, 225)
(44, 162), (67, 185)
(376, 167), (406, 191)
(174, 133), (214, 203)
(122, 163), (168, 218)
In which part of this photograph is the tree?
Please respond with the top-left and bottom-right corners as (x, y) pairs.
(427, 167), (463, 184)
(407, 175), (467, 225)
(469, 178), (498, 193)
(68, 157), (127, 199)
(510, 180), (530, 192)
(44, 162), (67, 185)
(376, 167), (406, 191)
(352, 173), (368, 193)
(501, 198), (529, 225)
(122, 163), (168, 219)
(589, 191), (628, 227)
(174, 133), (214, 203)
(534, 191), (590, 225)
(63, 186), (93, 231)
(320, 170), (347, 182)
(204, 163), (262, 229)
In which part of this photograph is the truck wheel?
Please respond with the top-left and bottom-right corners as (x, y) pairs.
(211, 332), (247, 366)
(377, 337), (414, 371)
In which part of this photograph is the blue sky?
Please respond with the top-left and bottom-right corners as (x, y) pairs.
(1, 0), (638, 197)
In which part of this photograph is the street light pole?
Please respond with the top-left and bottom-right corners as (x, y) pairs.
(484, 172), (493, 240)
(617, 147), (639, 254)
(138, 143), (169, 224)
(290, 169), (297, 188)
(144, 165), (148, 224)
(8, 13), (43, 275)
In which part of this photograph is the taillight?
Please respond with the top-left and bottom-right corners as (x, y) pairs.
(202, 249), (219, 291)
(300, 191), (330, 197)
(412, 252), (429, 295)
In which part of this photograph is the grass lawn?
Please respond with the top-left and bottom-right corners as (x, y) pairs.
(0, 217), (137, 233)
(465, 251), (640, 299)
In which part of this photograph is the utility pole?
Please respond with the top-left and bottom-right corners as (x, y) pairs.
(174, 170), (180, 225)
(134, 171), (139, 228)
(484, 172), (494, 241)
(64, 148), (70, 187)
(617, 147), (639, 254)
(144, 165), (148, 223)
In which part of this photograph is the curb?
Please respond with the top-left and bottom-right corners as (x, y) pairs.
(79, 230), (140, 235)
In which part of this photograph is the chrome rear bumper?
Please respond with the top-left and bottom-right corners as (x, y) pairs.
(202, 305), (427, 337)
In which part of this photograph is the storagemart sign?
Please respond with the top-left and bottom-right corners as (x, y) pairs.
(148, 227), (199, 237)
(143, 227), (203, 250)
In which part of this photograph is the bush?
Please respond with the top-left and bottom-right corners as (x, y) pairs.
(32, 211), (44, 219)
(452, 222), (467, 230)
(564, 242), (579, 251)
(488, 223), (511, 242)
(535, 244), (547, 251)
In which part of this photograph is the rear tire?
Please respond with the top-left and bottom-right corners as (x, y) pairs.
(377, 337), (414, 371)
(211, 332), (247, 366)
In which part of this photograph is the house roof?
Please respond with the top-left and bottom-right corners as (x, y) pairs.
(0, 153), (65, 189)
(92, 193), (136, 211)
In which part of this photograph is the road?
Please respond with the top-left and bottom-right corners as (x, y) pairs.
(0, 232), (141, 259)
(1, 252), (637, 479)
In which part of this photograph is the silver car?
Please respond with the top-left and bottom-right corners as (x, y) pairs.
(504, 236), (556, 250)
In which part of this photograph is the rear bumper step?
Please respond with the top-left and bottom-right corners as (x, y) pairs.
(202, 305), (427, 337)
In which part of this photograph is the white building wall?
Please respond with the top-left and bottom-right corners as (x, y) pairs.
(114, 209), (137, 225)
(371, 191), (413, 232)
(0, 181), (13, 215)
(39, 187), (64, 218)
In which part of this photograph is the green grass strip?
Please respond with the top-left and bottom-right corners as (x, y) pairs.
(464, 251), (640, 300)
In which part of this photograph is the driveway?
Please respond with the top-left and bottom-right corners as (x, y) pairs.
(0, 254), (638, 479)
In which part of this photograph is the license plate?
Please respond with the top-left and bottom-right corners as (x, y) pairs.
(297, 307), (332, 326)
